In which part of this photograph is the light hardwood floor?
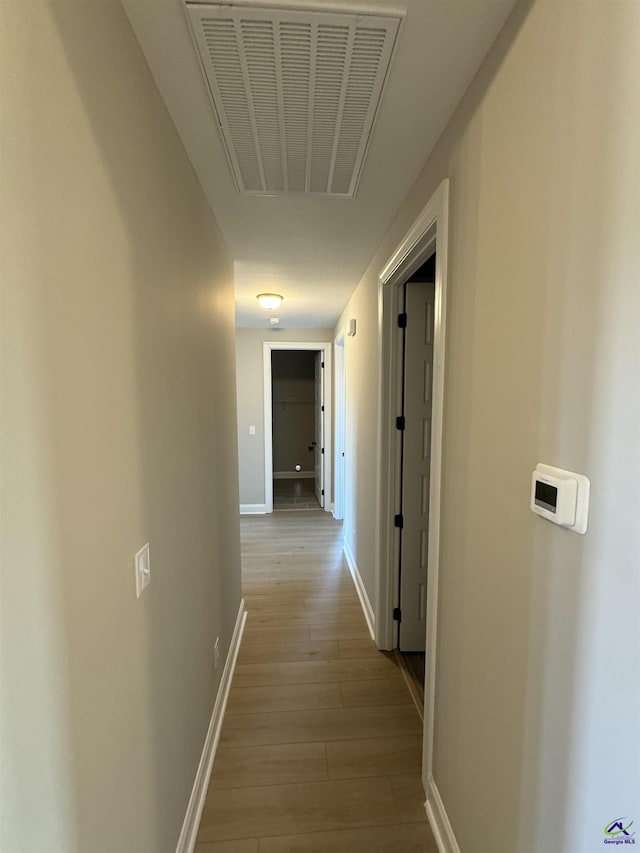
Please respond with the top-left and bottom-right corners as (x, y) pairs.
(195, 511), (438, 853)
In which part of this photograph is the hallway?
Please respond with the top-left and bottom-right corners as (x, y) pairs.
(195, 512), (437, 852)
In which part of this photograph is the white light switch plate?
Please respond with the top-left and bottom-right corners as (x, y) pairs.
(135, 543), (151, 598)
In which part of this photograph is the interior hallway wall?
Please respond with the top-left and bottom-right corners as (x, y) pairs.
(335, 2), (640, 851)
(236, 328), (332, 508)
(0, 2), (242, 850)
(334, 288), (380, 602)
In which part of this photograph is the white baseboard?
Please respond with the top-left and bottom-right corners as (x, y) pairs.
(175, 599), (247, 853)
(240, 504), (267, 515)
(273, 471), (314, 479)
(343, 540), (375, 640)
(425, 776), (461, 853)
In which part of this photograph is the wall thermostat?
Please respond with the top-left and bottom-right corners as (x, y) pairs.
(530, 463), (590, 534)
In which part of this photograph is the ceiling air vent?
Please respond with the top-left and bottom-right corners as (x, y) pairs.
(185, 2), (401, 196)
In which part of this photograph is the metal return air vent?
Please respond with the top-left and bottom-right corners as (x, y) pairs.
(185, 2), (401, 196)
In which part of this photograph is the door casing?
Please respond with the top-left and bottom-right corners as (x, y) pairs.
(263, 341), (332, 514)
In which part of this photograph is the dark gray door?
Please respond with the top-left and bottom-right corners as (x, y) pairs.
(399, 281), (435, 651)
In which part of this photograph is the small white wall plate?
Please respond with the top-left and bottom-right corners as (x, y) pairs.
(135, 543), (151, 598)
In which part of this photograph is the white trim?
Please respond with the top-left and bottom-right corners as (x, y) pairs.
(425, 776), (461, 853)
(375, 178), (449, 794)
(263, 341), (332, 514)
(239, 503), (267, 515)
(273, 471), (315, 479)
(175, 599), (247, 853)
(343, 540), (375, 640)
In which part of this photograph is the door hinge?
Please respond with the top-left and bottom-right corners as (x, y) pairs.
(397, 312), (407, 328)
(394, 514), (403, 528)
(321, 361), (325, 368)
(321, 489), (325, 496)
(395, 415), (405, 431)
(321, 447), (325, 455)
(321, 405), (324, 412)
(393, 607), (402, 622)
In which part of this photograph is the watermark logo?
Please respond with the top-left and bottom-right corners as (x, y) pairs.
(604, 818), (636, 846)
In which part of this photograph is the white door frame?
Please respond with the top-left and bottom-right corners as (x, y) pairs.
(375, 179), (449, 795)
(333, 330), (346, 521)
(263, 341), (332, 514)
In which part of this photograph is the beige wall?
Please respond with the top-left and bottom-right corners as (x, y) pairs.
(336, 2), (640, 851)
(236, 328), (332, 507)
(334, 295), (380, 598)
(0, 2), (241, 850)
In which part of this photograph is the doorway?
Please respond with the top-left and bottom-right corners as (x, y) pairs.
(397, 255), (436, 650)
(263, 341), (332, 514)
(375, 179), (449, 801)
(271, 350), (322, 511)
(394, 255), (436, 704)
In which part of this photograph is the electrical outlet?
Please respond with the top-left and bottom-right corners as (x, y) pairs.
(135, 543), (151, 598)
(214, 637), (220, 670)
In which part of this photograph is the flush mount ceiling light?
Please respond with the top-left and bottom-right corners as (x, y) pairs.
(185, 2), (401, 197)
(257, 293), (283, 310)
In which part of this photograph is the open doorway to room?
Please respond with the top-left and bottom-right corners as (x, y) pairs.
(271, 350), (322, 511)
(394, 252), (436, 705)
(263, 341), (332, 515)
(376, 179), (449, 802)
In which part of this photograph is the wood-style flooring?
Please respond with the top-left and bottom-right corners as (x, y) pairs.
(195, 511), (438, 853)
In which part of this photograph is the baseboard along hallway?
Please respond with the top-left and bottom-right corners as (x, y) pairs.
(194, 511), (437, 852)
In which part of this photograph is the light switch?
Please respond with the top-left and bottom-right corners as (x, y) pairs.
(249, 425), (256, 435)
(135, 543), (151, 598)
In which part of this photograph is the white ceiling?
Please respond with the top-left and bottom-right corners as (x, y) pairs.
(121, 0), (518, 329)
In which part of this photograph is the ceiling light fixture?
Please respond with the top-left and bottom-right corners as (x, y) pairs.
(257, 293), (283, 310)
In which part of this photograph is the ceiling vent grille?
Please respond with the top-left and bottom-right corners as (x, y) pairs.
(185, 3), (401, 196)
